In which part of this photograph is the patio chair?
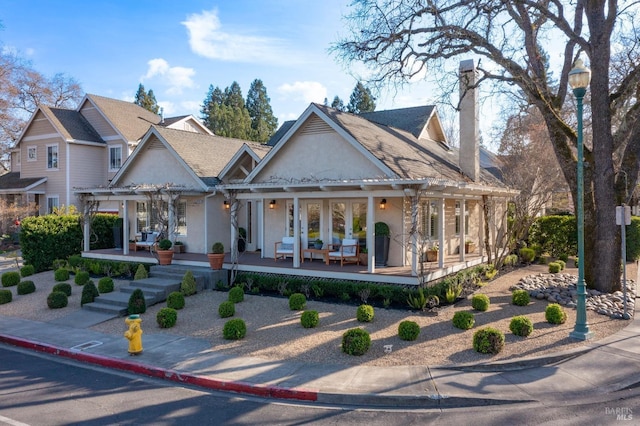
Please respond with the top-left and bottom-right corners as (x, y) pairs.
(135, 231), (160, 252)
(328, 238), (360, 266)
(274, 236), (296, 261)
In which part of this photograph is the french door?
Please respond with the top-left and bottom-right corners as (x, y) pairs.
(330, 200), (367, 247)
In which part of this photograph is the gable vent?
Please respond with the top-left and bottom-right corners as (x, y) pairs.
(146, 138), (164, 151)
(300, 116), (332, 135)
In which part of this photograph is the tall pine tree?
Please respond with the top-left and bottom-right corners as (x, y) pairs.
(347, 82), (376, 114)
(330, 96), (345, 111)
(246, 79), (278, 143)
(201, 82), (251, 139)
(134, 83), (159, 114)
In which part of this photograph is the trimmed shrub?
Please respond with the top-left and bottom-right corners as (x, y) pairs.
(556, 259), (566, 270)
(510, 316), (534, 337)
(398, 320), (420, 341)
(545, 303), (567, 324)
(98, 277), (114, 293)
(54, 268), (70, 282)
(74, 271), (90, 286)
(548, 262), (561, 273)
(47, 291), (68, 309)
(81, 281), (99, 306)
(2, 271), (20, 287)
(452, 311), (475, 330)
(519, 248), (535, 263)
(181, 270), (197, 296)
(558, 253), (569, 262)
(20, 265), (35, 277)
(17, 280), (36, 295)
(0, 289), (12, 304)
(504, 254), (519, 266)
(473, 327), (505, 354)
(228, 286), (244, 303)
(301, 310), (320, 328)
(134, 264), (148, 280)
(218, 301), (235, 318)
(341, 328), (371, 356)
(166, 291), (185, 310)
(356, 304), (375, 322)
(128, 288), (146, 314)
(52, 282), (72, 296)
(289, 293), (307, 310)
(471, 294), (490, 311)
(512, 289), (531, 306)
(223, 318), (247, 340)
(157, 308), (178, 328)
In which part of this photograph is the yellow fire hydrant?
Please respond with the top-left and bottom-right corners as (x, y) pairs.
(124, 314), (143, 355)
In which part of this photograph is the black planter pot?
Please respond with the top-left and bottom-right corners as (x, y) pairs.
(238, 238), (246, 253)
(113, 226), (123, 249)
(375, 235), (389, 267)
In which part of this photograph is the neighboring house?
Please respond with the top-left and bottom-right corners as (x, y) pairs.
(0, 94), (210, 214)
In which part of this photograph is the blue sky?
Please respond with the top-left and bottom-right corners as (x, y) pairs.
(0, 1), (449, 128)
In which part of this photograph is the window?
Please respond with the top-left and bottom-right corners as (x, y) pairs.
(47, 196), (59, 214)
(455, 201), (469, 236)
(109, 146), (122, 171)
(27, 146), (37, 162)
(419, 201), (439, 240)
(177, 201), (187, 235)
(47, 144), (58, 169)
(136, 200), (186, 235)
(136, 202), (148, 232)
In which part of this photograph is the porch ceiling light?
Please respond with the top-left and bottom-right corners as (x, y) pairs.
(224, 200), (230, 209)
(269, 199), (276, 209)
(379, 198), (387, 210)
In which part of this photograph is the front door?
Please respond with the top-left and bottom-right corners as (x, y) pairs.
(301, 200), (322, 249)
(245, 200), (262, 252)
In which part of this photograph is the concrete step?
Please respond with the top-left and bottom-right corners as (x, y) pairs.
(82, 301), (128, 316)
(150, 265), (227, 290)
(120, 285), (166, 303)
(92, 291), (156, 307)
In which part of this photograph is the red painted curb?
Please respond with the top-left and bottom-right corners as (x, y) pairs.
(0, 334), (318, 402)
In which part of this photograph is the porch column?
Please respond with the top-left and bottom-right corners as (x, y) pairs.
(83, 215), (90, 252)
(438, 198), (445, 269)
(459, 199), (466, 261)
(367, 196), (374, 273)
(478, 199), (484, 258)
(293, 197), (301, 268)
(230, 199), (238, 264)
(123, 200), (129, 255)
(410, 195), (419, 277)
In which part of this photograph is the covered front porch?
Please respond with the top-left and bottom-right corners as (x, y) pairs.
(83, 248), (486, 286)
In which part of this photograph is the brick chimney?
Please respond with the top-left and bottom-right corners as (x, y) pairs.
(459, 59), (479, 181)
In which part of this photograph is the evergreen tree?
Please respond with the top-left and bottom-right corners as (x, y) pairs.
(134, 83), (159, 114)
(246, 79), (278, 143)
(347, 82), (376, 114)
(330, 96), (345, 111)
(201, 84), (224, 130)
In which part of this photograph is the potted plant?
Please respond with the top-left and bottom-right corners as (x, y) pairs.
(238, 227), (247, 253)
(374, 222), (390, 267)
(465, 240), (476, 253)
(174, 240), (185, 253)
(359, 247), (368, 266)
(208, 242), (225, 269)
(426, 242), (439, 262)
(314, 238), (323, 249)
(157, 239), (173, 265)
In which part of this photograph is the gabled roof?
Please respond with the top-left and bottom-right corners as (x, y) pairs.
(159, 115), (213, 135)
(41, 106), (104, 143)
(0, 172), (47, 193)
(84, 94), (161, 142)
(359, 105), (436, 139)
(266, 120), (295, 146)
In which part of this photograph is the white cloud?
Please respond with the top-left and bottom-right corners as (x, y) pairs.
(277, 81), (327, 104)
(157, 101), (175, 115)
(180, 100), (201, 113)
(141, 58), (195, 95)
(181, 8), (287, 63)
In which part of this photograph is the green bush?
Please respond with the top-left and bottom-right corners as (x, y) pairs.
(548, 262), (561, 273)
(52, 282), (72, 296)
(289, 293), (307, 310)
(473, 327), (505, 354)
(452, 311), (475, 330)
(20, 265), (35, 277)
(1, 271), (20, 287)
(134, 264), (148, 280)
(54, 268), (69, 282)
(75, 271), (90, 286)
(17, 280), (36, 295)
(218, 301), (235, 318)
(625, 217), (640, 261)
(545, 303), (567, 324)
(504, 254), (519, 266)
(128, 288), (146, 314)
(509, 316), (534, 337)
(519, 248), (535, 264)
(0, 289), (12, 304)
(167, 291), (185, 310)
(398, 320), (420, 341)
(556, 259), (566, 270)
(528, 215), (577, 258)
(471, 294), (490, 311)
(181, 270), (197, 296)
(47, 291), (68, 309)
(223, 318), (247, 340)
(512, 289), (531, 306)
(558, 253), (569, 262)
(356, 304), (375, 322)
(98, 277), (114, 293)
(341, 328), (371, 356)
(228, 286), (244, 303)
(157, 308), (178, 328)
(81, 281), (99, 306)
(301, 310), (320, 328)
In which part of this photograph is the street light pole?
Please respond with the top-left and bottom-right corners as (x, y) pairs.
(568, 59), (594, 341)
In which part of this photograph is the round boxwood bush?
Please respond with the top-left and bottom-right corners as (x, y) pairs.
(134, 264), (148, 280)
(228, 286), (244, 303)
(157, 307), (178, 328)
(548, 262), (561, 273)
(98, 277), (114, 293)
(452, 311), (475, 330)
(52, 282), (72, 296)
(54, 268), (70, 282)
(218, 301), (235, 318)
(75, 271), (90, 286)
(0, 289), (12, 304)
(223, 318), (247, 340)
(341, 328), (371, 356)
(47, 291), (68, 309)
(398, 320), (420, 341)
(1, 271), (20, 287)
(17, 280), (36, 295)
(301, 310), (319, 328)
(512, 289), (531, 306)
(545, 303), (567, 324)
(128, 288), (146, 315)
(473, 327), (505, 354)
(20, 265), (35, 277)
(356, 304), (375, 322)
(167, 291), (185, 310)
(509, 315), (534, 337)
(81, 281), (99, 306)
(556, 259), (566, 270)
(471, 294), (490, 311)
(289, 293), (307, 310)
